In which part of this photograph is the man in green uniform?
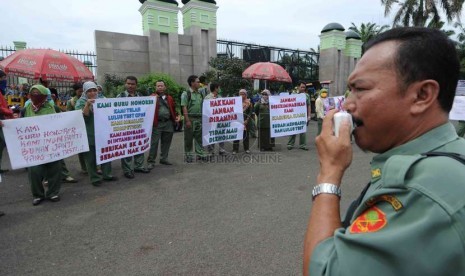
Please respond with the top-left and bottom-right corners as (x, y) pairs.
(147, 80), (176, 169)
(117, 76), (150, 178)
(181, 75), (208, 162)
(287, 82), (311, 150)
(303, 28), (465, 275)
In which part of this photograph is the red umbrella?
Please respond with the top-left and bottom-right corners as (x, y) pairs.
(242, 62), (292, 83)
(0, 49), (94, 82)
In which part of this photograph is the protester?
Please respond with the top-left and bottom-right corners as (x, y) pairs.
(0, 70), (13, 174)
(49, 93), (78, 184)
(254, 89), (274, 151)
(287, 82), (311, 150)
(66, 82), (88, 175)
(23, 85), (61, 205)
(205, 83), (226, 155)
(117, 76), (150, 178)
(314, 88), (327, 136)
(181, 75), (209, 162)
(147, 80), (176, 169)
(303, 27), (465, 275)
(75, 81), (118, 186)
(198, 75), (209, 97)
(232, 89), (252, 154)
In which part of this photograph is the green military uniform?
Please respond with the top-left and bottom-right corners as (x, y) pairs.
(456, 120), (465, 137)
(181, 88), (207, 159)
(254, 103), (274, 150)
(287, 92), (310, 149)
(148, 95), (174, 165)
(117, 91), (146, 173)
(24, 86), (61, 200)
(66, 95), (87, 173)
(310, 123), (465, 275)
(75, 97), (114, 185)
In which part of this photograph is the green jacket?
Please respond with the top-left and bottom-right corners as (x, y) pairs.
(311, 123), (465, 275)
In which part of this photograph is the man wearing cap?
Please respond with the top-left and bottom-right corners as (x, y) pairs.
(314, 88), (327, 136)
(287, 82), (311, 150)
(117, 76), (150, 178)
(147, 80), (176, 169)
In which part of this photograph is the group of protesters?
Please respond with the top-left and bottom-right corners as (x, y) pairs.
(0, 69), (318, 211)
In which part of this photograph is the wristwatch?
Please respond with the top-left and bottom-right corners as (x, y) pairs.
(312, 183), (341, 200)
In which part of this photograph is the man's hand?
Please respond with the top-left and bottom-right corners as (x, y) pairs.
(315, 109), (353, 185)
(185, 119), (192, 129)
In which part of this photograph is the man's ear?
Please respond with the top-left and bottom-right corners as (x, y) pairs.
(410, 80), (440, 115)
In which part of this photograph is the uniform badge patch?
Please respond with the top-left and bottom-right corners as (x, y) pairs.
(371, 168), (381, 179)
(349, 206), (387, 234)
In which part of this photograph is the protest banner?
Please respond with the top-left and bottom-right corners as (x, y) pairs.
(269, 94), (307, 138)
(323, 96), (346, 115)
(450, 96), (465, 120)
(2, 110), (89, 169)
(94, 96), (156, 165)
(456, 80), (465, 96)
(202, 96), (243, 146)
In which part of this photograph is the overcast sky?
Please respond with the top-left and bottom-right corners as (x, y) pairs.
(0, 0), (458, 53)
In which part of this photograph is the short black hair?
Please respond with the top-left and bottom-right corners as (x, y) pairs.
(187, 75), (198, 87)
(210, 82), (219, 92)
(125, 76), (138, 84)
(72, 82), (83, 91)
(365, 27), (460, 112)
(155, 80), (166, 86)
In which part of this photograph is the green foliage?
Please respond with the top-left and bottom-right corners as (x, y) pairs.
(137, 73), (185, 112)
(205, 57), (251, 97)
(349, 22), (390, 44)
(102, 74), (125, 98)
(381, 0), (464, 27)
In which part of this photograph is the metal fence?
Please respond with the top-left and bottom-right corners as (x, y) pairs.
(217, 39), (319, 83)
(0, 46), (97, 103)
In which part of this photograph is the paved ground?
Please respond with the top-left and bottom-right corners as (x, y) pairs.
(0, 120), (374, 276)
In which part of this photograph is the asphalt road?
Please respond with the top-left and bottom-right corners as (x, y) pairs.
(0, 120), (374, 276)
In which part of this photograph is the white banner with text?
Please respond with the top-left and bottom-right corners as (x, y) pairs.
(93, 97), (156, 165)
(269, 94), (307, 138)
(2, 111), (89, 169)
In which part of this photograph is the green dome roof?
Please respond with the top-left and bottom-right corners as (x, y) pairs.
(321, 23), (345, 33)
(345, 30), (361, 40)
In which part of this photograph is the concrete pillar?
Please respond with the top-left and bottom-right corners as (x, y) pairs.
(139, 0), (180, 36)
(319, 28), (346, 95)
(13, 41), (27, 50)
(181, 0), (218, 75)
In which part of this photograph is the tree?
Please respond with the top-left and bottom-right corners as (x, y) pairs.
(349, 22), (390, 43)
(381, 0), (464, 27)
(205, 57), (251, 97)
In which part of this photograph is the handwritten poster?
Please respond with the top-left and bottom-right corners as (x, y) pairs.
(323, 96), (346, 115)
(202, 97), (244, 146)
(2, 111), (89, 169)
(93, 97), (156, 165)
(269, 94), (307, 138)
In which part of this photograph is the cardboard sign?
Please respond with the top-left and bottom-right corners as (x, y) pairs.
(202, 97), (244, 146)
(269, 94), (307, 138)
(2, 111), (89, 169)
(93, 97), (156, 164)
